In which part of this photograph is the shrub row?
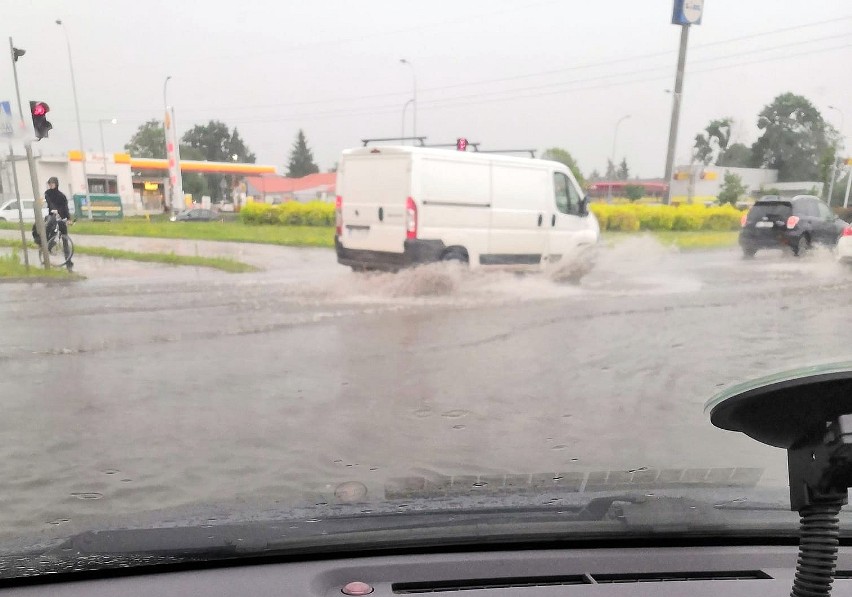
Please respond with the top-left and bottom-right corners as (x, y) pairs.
(589, 203), (743, 232)
(240, 201), (335, 226)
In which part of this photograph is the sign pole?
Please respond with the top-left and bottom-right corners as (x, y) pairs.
(6, 145), (30, 269)
(662, 24), (689, 205)
(662, 0), (703, 205)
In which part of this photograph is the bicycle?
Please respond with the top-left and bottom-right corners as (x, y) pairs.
(38, 211), (75, 269)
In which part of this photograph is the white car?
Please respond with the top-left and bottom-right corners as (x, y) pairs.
(838, 222), (852, 264)
(0, 198), (48, 223)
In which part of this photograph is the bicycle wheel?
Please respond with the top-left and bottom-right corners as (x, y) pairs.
(42, 234), (74, 268)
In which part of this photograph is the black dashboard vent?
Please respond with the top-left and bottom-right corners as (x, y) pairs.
(393, 575), (592, 593)
(393, 570), (772, 592)
(592, 570), (772, 583)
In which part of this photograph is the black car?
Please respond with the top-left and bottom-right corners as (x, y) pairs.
(739, 194), (847, 257)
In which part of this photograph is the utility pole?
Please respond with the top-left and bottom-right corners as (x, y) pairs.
(9, 37), (50, 269)
(56, 20), (92, 220)
(662, 1), (704, 205)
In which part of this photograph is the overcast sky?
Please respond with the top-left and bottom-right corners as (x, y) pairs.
(3, 0), (851, 178)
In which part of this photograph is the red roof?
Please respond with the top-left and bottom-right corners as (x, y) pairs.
(245, 173), (336, 194)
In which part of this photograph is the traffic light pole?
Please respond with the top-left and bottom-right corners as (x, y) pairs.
(9, 37), (50, 269)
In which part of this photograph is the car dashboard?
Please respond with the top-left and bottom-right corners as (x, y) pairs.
(2, 544), (852, 596)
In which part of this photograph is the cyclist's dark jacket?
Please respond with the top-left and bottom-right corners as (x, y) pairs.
(45, 188), (71, 220)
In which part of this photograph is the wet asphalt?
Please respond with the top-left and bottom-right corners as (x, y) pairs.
(2, 232), (852, 543)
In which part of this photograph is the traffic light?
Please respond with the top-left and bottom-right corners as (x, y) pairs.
(456, 137), (468, 151)
(29, 101), (52, 140)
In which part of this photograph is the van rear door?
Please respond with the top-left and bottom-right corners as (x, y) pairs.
(338, 154), (411, 253)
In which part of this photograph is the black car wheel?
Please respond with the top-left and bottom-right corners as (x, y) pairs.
(792, 234), (810, 257)
(742, 247), (757, 259)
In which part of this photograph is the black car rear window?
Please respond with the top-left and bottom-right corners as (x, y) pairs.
(747, 202), (791, 222)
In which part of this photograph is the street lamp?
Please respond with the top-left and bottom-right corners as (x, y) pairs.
(98, 118), (117, 194)
(401, 98), (414, 141)
(608, 114), (631, 201)
(827, 105), (845, 206)
(399, 59), (417, 141)
(56, 19), (92, 220)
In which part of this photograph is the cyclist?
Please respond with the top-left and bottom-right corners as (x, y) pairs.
(33, 176), (74, 271)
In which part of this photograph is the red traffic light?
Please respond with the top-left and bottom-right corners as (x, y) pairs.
(456, 137), (468, 151)
(29, 101), (53, 140)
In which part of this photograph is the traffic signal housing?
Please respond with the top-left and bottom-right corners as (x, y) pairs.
(29, 101), (52, 140)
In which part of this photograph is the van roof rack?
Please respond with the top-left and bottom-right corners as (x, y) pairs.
(361, 137), (427, 147)
(422, 142), (481, 151)
(477, 149), (537, 158)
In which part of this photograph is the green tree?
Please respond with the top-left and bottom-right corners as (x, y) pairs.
(605, 159), (617, 180)
(286, 129), (319, 177)
(617, 158), (629, 180)
(588, 168), (601, 181)
(178, 146), (209, 200)
(693, 118), (732, 165)
(717, 142), (753, 167)
(717, 172), (748, 206)
(624, 184), (644, 202)
(541, 147), (585, 187)
(181, 120), (256, 201)
(750, 93), (837, 182)
(124, 120), (211, 202)
(125, 119), (166, 158)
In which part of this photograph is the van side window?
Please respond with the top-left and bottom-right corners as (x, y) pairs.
(554, 173), (580, 215)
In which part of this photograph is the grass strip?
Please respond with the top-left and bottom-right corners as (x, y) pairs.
(0, 220), (334, 248)
(0, 238), (257, 273)
(602, 230), (739, 250)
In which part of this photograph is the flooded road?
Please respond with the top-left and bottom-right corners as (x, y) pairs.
(2, 237), (852, 545)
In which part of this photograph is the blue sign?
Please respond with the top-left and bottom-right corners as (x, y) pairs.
(0, 101), (13, 137)
(672, 0), (704, 25)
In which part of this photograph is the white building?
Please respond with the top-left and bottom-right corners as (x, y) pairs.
(0, 151), (138, 214)
(670, 165), (824, 203)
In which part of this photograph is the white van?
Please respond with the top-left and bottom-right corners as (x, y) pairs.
(335, 146), (599, 271)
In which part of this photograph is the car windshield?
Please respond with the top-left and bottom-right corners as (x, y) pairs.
(1, 0), (851, 581)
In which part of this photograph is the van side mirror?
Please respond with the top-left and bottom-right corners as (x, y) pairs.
(579, 195), (590, 217)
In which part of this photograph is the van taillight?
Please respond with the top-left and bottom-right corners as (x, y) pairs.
(335, 195), (343, 236)
(786, 216), (800, 229)
(740, 213), (747, 227)
(406, 197), (417, 239)
(843, 226), (852, 237)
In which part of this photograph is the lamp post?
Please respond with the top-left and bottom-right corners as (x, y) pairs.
(608, 114), (631, 202)
(56, 19), (92, 220)
(827, 105), (844, 206)
(401, 99), (414, 141)
(98, 118), (117, 194)
(399, 59), (417, 140)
